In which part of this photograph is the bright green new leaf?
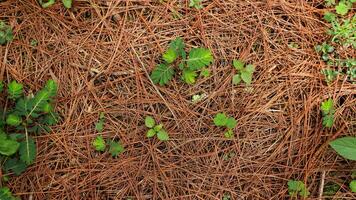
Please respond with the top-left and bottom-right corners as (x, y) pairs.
(154, 124), (163, 132)
(322, 114), (334, 128)
(224, 130), (234, 139)
(225, 117), (237, 129)
(62, 0), (72, 8)
(0, 187), (18, 200)
(213, 113), (228, 127)
(146, 129), (156, 138)
(241, 71), (253, 85)
(6, 114), (21, 126)
(157, 130), (169, 141)
(330, 137), (356, 160)
(233, 59), (244, 70)
(324, 12), (336, 22)
(189, 0), (203, 9)
(0, 133), (20, 156)
(44, 79), (58, 97)
(93, 136), (106, 152)
(335, 2), (350, 15)
(182, 69), (198, 84)
(19, 137), (36, 165)
(4, 158), (27, 176)
(200, 68), (210, 77)
(109, 141), (124, 157)
(232, 74), (241, 85)
(350, 180), (356, 192)
(145, 116), (155, 128)
(8, 80), (23, 100)
(42, 102), (53, 113)
(321, 98), (333, 114)
(169, 37), (185, 58)
(163, 48), (177, 64)
(150, 64), (175, 86)
(187, 48), (213, 70)
(288, 180), (310, 197)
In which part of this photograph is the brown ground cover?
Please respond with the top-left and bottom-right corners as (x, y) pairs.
(0, 0), (355, 199)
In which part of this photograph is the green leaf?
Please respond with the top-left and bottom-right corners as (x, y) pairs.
(154, 124), (163, 132)
(182, 69), (198, 84)
(95, 120), (104, 132)
(144, 116), (155, 128)
(350, 180), (356, 192)
(200, 68), (210, 77)
(93, 136), (106, 152)
(225, 117), (237, 129)
(39, 0), (56, 8)
(245, 64), (255, 73)
(169, 37), (185, 58)
(241, 71), (253, 85)
(150, 64), (175, 86)
(213, 113), (228, 126)
(329, 137), (356, 160)
(146, 129), (156, 138)
(224, 129), (234, 139)
(19, 137), (36, 165)
(0, 81), (3, 92)
(7, 80), (23, 100)
(6, 114), (21, 126)
(157, 130), (169, 141)
(335, 2), (350, 15)
(42, 102), (53, 113)
(109, 141), (124, 157)
(0, 187), (18, 200)
(0, 133), (20, 156)
(321, 98), (333, 114)
(44, 79), (58, 97)
(187, 48), (213, 70)
(4, 158), (27, 176)
(163, 48), (177, 64)
(288, 180), (310, 198)
(232, 74), (241, 85)
(62, 0), (72, 8)
(323, 114), (334, 128)
(233, 59), (244, 70)
(189, 0), (203, 9)
(324, 12), (336, 22)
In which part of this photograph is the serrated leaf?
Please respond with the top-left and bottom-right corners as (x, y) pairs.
(241, 71), (253, 85)
(163, 48), (177, 64)
(182, 69), (198, 84)
(4, 158), (27, 176)
(187, 48), (213, 70)
(200, 68), (210, 77)
(62, 0), (72, 8)
(44, 79), (57, 97)
(335, 2), (350, 15)
(157, 130), (169, 141)
(19, 137), (36, 165)
(233, 59), (244, 70)
(329, 137), (356, 160)
(150, 64), (175, 86)
(146, 129), (156, 138)
(93, 135), (106, 152)
(232, 74), (241, 85)
(6, 114), (21, 126)
(145, 116), (155, 128)
(169, 37), (185, 58)
(225, 117), (237, 129)
(324, 12), (336, 22)
(321, 98), (333, 114)
(109, 141), (124, 157)
(7, 80), (23, 100)
(213, 113), (228, 126)
(323, 114), (334, 128)
(0, 133), (20, 156)
(350, 180), (356, 192)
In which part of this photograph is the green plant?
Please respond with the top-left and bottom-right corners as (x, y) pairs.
(325, 0), (336, 7)
(39, 0), (73, 9)
(92, 136), (124, 157)
(0, 79), (59, 198)
(320, 98), (335, 128)
(328, 14), (356, 48)
(287, 180), (310, 198)
(213, 113), (237, 139)
(349, 180), (356, 192)
(232, 59), (255, 86)
(0, 187), (18, 200)
(222, 193), (231, 200)
(189, 0), (203, 9)
(93, 135), (106, 152)
(150, 37), (213, 86)
(329, 136), (356, 160)
(144, 116), (169, 141)
(0, 21), (13, 45)
(95, 112), (105, 132)
(323, 182), (340, 196)
(335, 0), (355, 15)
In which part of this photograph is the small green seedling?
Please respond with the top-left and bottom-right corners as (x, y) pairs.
(328, 15), (356, 48)
(0, 80), (59, 181)
(350, 180), (356, 192)
(287, 180), (310, 198)
(93, 135), (106, 152)
(92, 136), (125, 157)
(95, 112), (105, 132)
(320, 98), (335, 128)
(39, 0), (73, 8)
(232, 59), (255, 86)
(0, 21), (13, 45)
(329, 136), (356, 160)
(189, 0), (203, 9)
(213, 113), (237, 139)
(144, 116), (169, 141)
(150, 37), (213, 86)
(335, 1), (353, 15)
(222, 193), (231, 200)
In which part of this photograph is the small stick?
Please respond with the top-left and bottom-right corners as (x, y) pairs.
(319, 170), (326, 200)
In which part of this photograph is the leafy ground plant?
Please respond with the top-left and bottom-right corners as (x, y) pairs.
(0, 21), (13, 45)
(320, 98), (335, 128)
(0, 79), (59, 198)
(213, 113), (237, 139)
(232, 59), (255, 86)
(150, 37), (213, 86)
(189, 0), (203, 9)
(145, 116), (169, 141)
(287, 180), (310, 198)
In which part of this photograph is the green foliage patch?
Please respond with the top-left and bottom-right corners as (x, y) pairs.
(213, 113), (237, 139)
(144, 116), (169, 141)
(287, 180), (310, 198)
